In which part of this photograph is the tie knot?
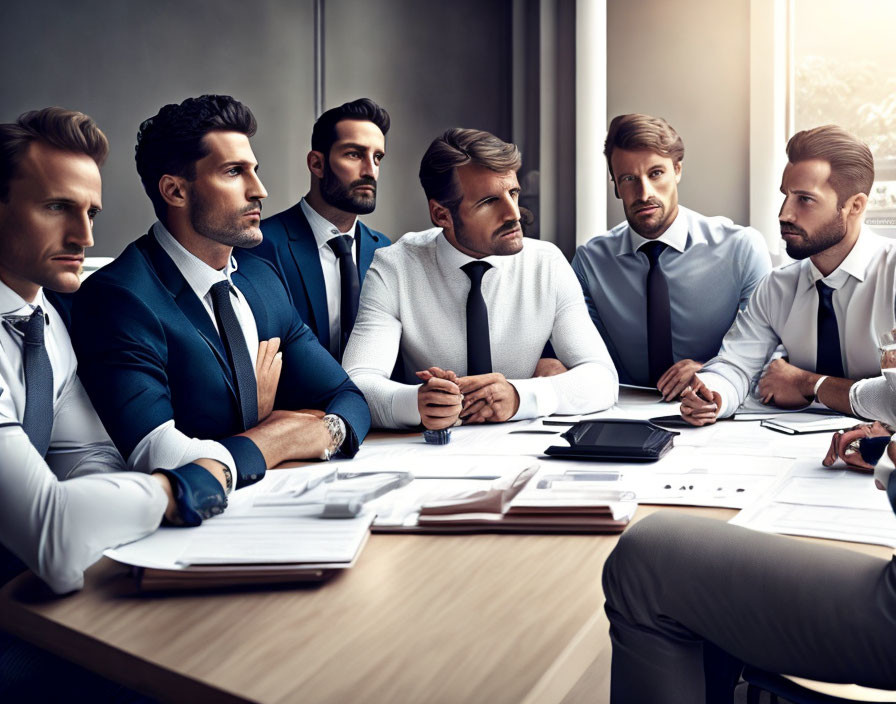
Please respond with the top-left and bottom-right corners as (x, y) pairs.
(816, 279), (836, 302)
(640, 241), (667, 263)
(461, 261), (492, 286)
(328, 235), (354, 258)
(209, 280), (232, 303)
(8, 307), (46, 344)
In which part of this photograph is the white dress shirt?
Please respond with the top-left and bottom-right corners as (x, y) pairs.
(699, 227), (896, 417)
(128, 222), (261, 486)
(342, 228), (619, 429)
(0, 279), (166, 593)
(300, 198), (358, 356)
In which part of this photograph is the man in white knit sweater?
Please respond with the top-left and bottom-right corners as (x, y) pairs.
(343, 128), (618, 429)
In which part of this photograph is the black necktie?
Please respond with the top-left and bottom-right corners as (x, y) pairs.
(11, 308), (54, 457)
(209, 281), (258, 431)
(642, 241), (673, 385)
(328, 234), (361, 358)
(461, 261), (493, 375)
(816, 280), (844, 378)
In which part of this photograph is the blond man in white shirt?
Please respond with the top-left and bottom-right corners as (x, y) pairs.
(681, 125), (896, 424)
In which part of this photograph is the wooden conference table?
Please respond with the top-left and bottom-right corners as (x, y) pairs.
(2, 502), (890, 704)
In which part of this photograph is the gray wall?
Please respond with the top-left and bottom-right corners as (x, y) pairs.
(606, 0), (751, 231)
(1, 0), (316, 256)
(1, 0), (514, 254)
(323, 0), (513, 239)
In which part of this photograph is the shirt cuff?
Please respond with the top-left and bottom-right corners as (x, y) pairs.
(849, 376), (896, 424)
(392, 384), (423, 428)
(695, 371), (739, 418)
(508, 378), (558, 420)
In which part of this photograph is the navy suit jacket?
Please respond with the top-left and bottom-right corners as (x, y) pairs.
(70, 232), (371, 486)
(255, 202), (390, 350)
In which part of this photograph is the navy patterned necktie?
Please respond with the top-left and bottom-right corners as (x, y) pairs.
(815, 280), (844, 378)
(461, 261), (493, 376)
(327, 234), (361, 359)
(10, 308), (54, 457)
(209, 281), (258, 431)
(641, 241), (673, 385)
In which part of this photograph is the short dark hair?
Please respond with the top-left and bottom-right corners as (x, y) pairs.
(604, 113), (684, 180)
(786, 125), (874, 206)
(310, 98), (390, 155)
(418, 128), (521, 217)
(135, 94), (257, 220)
(0, 107), (108, 202)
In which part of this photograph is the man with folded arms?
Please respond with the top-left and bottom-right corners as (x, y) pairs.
(0, 107), (232, 700)
(572, 113), (770, 398)
(343, 127), (617, 429)
(71, 95), (370, 493)
(681, 125), (896, 425)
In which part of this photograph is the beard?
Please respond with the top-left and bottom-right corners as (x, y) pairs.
(454, 213), (523, 257)
(320, 159), (377, 214)
(624, 197), (669, 238)
(781, 211), (846, 260)
(188, 193), (263, 249)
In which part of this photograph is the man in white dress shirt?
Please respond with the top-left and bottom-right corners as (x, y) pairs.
(0, 107), (231, 700)
(681, 125), (896, 425)
(343, 128), (618, 429)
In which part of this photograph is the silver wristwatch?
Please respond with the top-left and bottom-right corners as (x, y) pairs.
(320, 414), (346, 461)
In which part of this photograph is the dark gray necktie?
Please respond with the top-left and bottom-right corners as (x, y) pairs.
(461, 261), (493, 375)
(209, 281), (258, 431)
(641, 241), (673, 385)
(815, 280), (844, 378)
(327, 234), (360, 359)
(10, 308), (54, 457)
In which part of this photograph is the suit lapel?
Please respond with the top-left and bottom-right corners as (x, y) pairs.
(139, 233), (235, 391)
(236, 271), (270, 338)
(357, 221), (381, 282)
(284, 207), (329, 348)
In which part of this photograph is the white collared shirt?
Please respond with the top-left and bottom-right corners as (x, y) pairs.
(127, 223), (262, 486)
(0, 278), (166, 593)
(300, 199), (359, 355)
(699, 227), (896, 417)
(342, 228), (619, 429)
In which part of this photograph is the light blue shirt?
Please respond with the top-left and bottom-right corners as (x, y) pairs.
(571, 206), (771, 386)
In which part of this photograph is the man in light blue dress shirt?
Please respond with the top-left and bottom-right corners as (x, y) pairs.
(572, 114), (771, 397)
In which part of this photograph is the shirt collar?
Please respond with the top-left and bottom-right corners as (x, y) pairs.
(152, 221), (237, 299)
(300, 198), (358, 250)
(434, 228), (511, 273)
(625, 206), (688, 255)
(0, 277), (47, 319)
(802, 225), (881, 291)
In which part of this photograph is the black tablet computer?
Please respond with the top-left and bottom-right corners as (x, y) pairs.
(544, 419), (678, 462)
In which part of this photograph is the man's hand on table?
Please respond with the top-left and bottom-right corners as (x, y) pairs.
(416, 367), (463, 430)
(457, 373), (520, 424)
(757, 358), (816, 408)
(822, 421), (892, 472)
(679, 379), (722, 426)
(657, 359), (703, 401)
(240, 409), (332, 467)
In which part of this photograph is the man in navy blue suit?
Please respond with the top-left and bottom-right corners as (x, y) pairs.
(71, 95), (370, 491)
(254, 98), (391, 360)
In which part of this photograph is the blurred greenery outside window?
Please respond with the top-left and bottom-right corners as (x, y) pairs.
(793, 0), (896, 231)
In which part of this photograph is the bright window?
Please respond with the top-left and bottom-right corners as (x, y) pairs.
(792, 0), (896, 230)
